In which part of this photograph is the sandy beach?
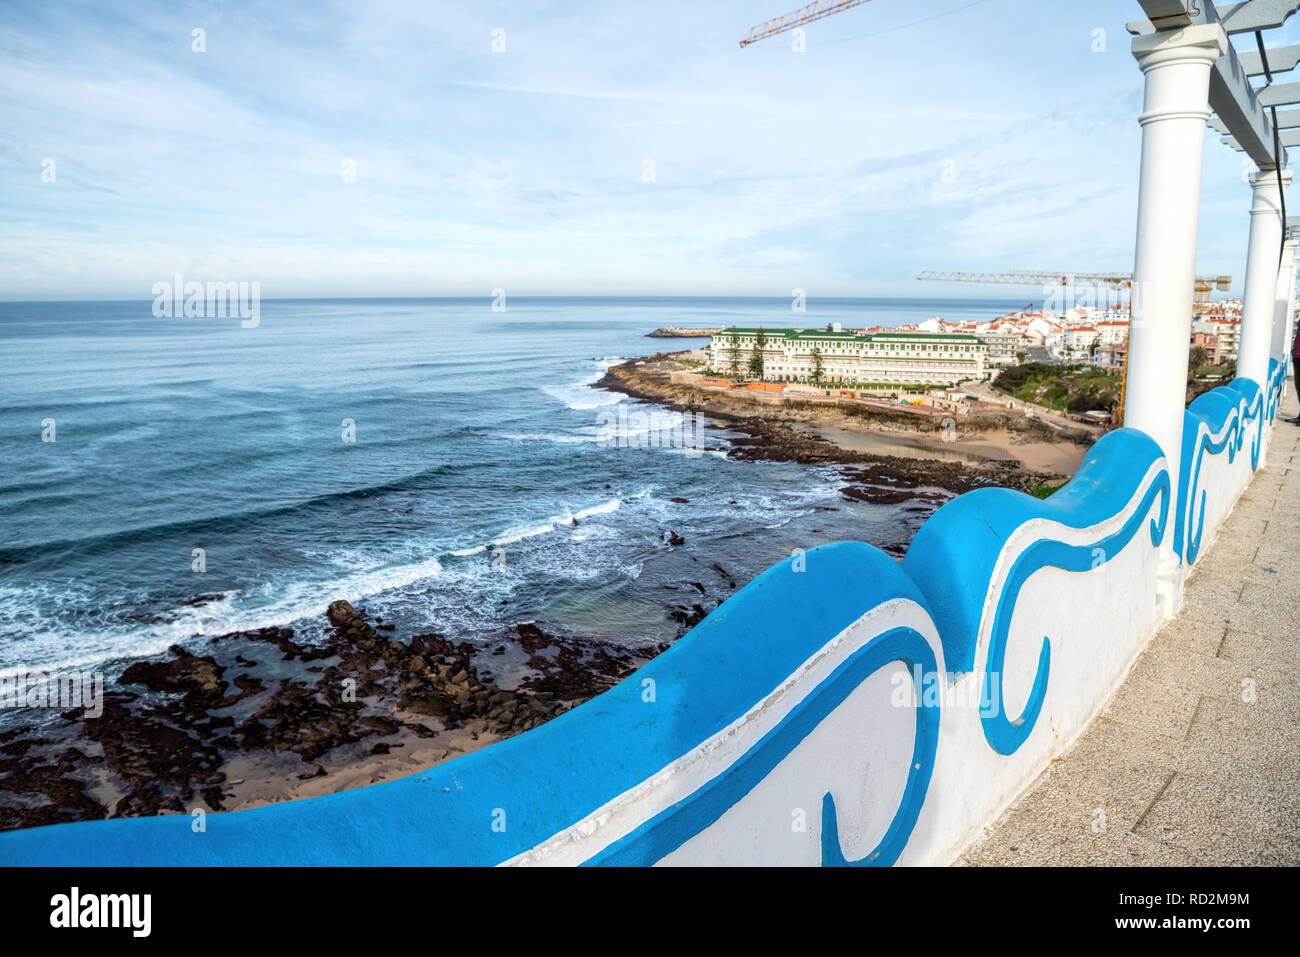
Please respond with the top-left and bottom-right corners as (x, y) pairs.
(795, 420), (1088, 475)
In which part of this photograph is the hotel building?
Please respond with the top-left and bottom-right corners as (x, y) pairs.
(707, 327), (990, 387)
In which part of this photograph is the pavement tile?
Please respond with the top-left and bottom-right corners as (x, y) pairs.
(1218, 627), (1300, 672)
(1133, 772), (1290, 866)
(1103, 676), (1201, 741)
(1145, 617), (1226, 662)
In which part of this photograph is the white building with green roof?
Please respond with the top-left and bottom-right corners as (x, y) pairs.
(707, 327), (990, 387)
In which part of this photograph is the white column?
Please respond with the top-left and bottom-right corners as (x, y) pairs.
(1238, 169), (1291, 388)
(1125, 23), (1226, 616)
(1272, 237), (1298, 366)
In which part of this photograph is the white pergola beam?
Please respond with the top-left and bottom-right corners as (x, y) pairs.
(1129, 0), (1300, 33)
(1228, 107), (1300, 131)
(1237, 42), (1300, 76)
(1134, 1), (1288, 168)
(1213, 44), (1287, 165)
(1217, 1), (1300, 33)
(1258, 81), (1300, 105)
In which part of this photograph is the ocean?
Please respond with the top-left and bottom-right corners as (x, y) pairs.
(0, 296), (1027, 684)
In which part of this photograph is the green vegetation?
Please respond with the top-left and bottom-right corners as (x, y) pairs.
(1028, 480), (1067, 499)
(1186, 359), (1236, 404)
(995, 357), (1237, 415)
(1190, 358), (1233, 380)
(810, 346), (824, 385)
(748, 328), (767, 378)
(993, 362), (1121, 414)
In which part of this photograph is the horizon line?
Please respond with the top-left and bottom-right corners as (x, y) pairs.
(0, 292), (1103, 305)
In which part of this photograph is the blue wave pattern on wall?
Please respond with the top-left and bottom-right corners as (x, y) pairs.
(979, 466), (1168, 754)
(585, 626), (941, 866)
(903, 428), (1168, 755)
(1266, 357), (1285, 423)
(901, 429), (1164, 678)
(1176, 367), (1284, 566)
(3, 390), (1275, 866)
(1177, 390), (1241, 566)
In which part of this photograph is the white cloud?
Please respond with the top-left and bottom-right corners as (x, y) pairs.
(0, 0), (1266, 298)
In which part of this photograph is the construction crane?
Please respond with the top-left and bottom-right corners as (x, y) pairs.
(739, 0), (873, 46)
(917, 269), (1232, 300)
(918, 270), (1234, 427)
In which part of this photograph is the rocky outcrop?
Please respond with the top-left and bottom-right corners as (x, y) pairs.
(646, 327), (723, 338)
(0, 601), (652, 833)
(326, 600), (567, 735)
(596, 355), (1067, 494)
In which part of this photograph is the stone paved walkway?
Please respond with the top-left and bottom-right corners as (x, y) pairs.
(962, 386), (1300, 866)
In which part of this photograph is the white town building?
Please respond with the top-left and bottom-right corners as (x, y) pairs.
(707, 327), (990, 387)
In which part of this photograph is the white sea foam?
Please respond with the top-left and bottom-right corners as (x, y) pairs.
(491, 523), (557, 547)
(660, 446), (728, 459)
(446, 498), (623, 556)
(542, 359), (624, 410)
(573, 499), (620, 519)
(0, 554), (446, 679)
(543, 383), (622, 410)
(500, 432), (595, 444)
(446, 544), (489, 557)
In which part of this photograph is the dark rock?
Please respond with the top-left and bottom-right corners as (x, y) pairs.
(121, 648), (225, 702)
(327, 600), (359, 627)
(841, 486), (916, 505)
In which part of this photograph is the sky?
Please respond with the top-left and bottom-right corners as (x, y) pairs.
(2, 0), (1299, 300)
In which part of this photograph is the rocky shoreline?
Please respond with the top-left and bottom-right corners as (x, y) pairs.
(597, 352), (1080, 496)
(0, 600), (673, 833)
